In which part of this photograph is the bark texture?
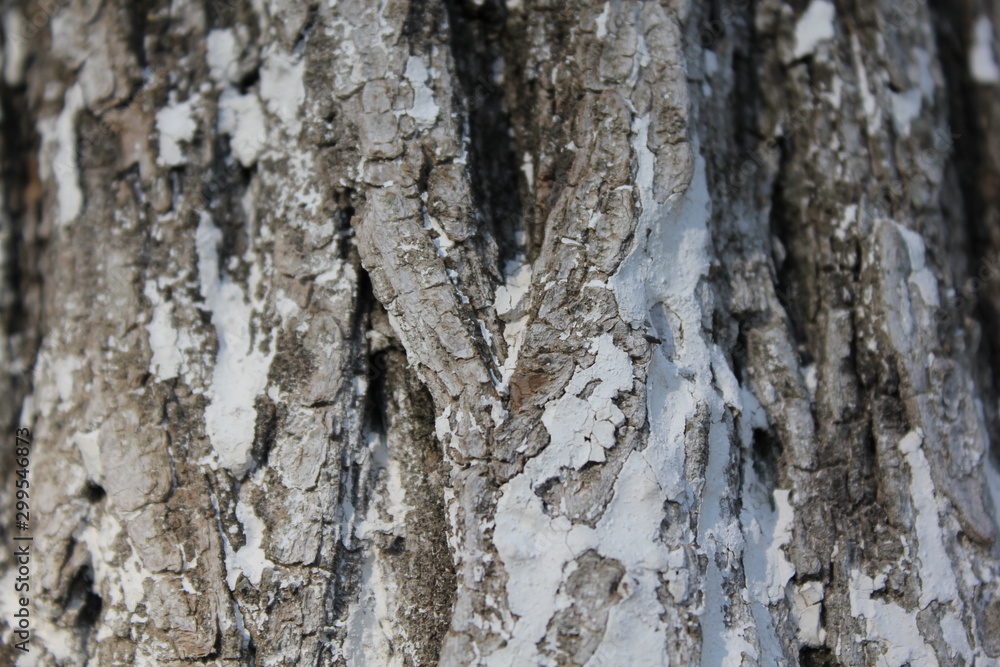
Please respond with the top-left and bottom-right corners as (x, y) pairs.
(1, 0), (999, 665)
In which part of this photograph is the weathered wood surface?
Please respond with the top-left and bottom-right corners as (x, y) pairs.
(0, 0), (999, 664)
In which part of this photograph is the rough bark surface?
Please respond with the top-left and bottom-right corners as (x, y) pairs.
(0, 0), (999, 665)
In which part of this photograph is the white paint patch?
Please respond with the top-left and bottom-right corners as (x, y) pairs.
(521, 152), (534, 190)
(74, 429), (103, 482)
(848, 570), (939, 667)
(595, 2), (610, 39)
(403, 56), (439, 129)
(490, 342), (675, 664)
(340, 551), (402, 667)
(51, 83), (86, 226)
(206, 28), (240, 84)
(852, 34), (881, 132)
(792, 581), (826, 646)
(337, 429), (414, 665)
(3, 9), (28, 86)
(835, 203), (857, 241)
(144, 280), (184, 381)
(539, 335), (631, 469)
(793, 0), (836, 60)
(76, 510), (159, 656)
(32, 351), (84, 417)
(939, 611), (973, 663)
(620, 118), (764, 665)
(260, 47), (306, 135)
(890, 220), (940, 308)
(913, 48), (935, 99)
(742, 457), (797, 663)
(970, 16), (1000, 84)
(899, 430), (958, 608)
(494, 261), (532, 322)
(491, 114), (761, 664)
(156, 96), (199, 167)
(227, 500), (275, 588)
(890, 88), (922, 135)
(704, 49), (719, 75)
(763, 491), (795, 603)
(54, 354), (83, 407)
(218, 90), (266, 167)
(496, 259), (533, 390)
(197, 212), (274, 475)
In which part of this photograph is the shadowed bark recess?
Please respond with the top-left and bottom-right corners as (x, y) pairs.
(0, 0), (999, 665)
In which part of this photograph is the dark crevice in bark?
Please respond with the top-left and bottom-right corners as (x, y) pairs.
(205, 137), (256, 276)
(0, 35), (41, 564)
(384, 351), (457, 665)
(359, 254), (457, 662)
(249, 395), (279, 473)
(767, 139), (811, 351)
(0, 80), (37, 359)
(404, 0), (441, 41)
(928, 0), (1000, 458)
(799, 645), (842, 667)
(485, 4), (563, 265)
(442, 0), (523, 274)
(362, 304), (389, 441)
(332, 188), (357, 262)
(751, 427), (782, 494)
(323, 478), (365, 621)
(63, 563), (103, 650)
(125, 0), (150, 70)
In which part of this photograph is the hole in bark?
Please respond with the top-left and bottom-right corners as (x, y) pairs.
(85, 482), (106, 503)
(237, 67), (260, 95)
(387, 536), (406, 555)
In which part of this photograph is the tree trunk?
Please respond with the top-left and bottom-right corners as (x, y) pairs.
(1, 0), (999, 664)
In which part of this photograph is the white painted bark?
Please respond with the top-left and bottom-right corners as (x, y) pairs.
(0, 0), (999, 665)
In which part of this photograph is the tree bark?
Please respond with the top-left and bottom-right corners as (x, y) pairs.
(1, 0), (999, 665)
